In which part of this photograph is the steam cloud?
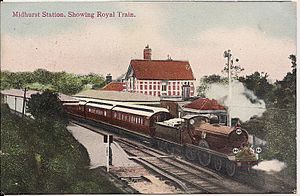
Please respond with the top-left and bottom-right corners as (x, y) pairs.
(205, 80), (266, 122)
(252, 159), (286, 173)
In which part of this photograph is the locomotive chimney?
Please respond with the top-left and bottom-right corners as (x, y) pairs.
(143, 45), (152, 60)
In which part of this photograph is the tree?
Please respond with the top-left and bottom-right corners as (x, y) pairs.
(55, 72), (83, 95)
(197, 74), (227, 97)
(238, 72), (273, 101)
(80, 73), (105, 85)
(26, 91), (67, 124)
(262, 54), (296, 178)
(32, 69), (54, 85)
(270, 54), (296, 108)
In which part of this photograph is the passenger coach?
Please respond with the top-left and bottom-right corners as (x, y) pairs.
(63, 98), (172, 137)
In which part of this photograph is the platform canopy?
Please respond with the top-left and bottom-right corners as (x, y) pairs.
(75, 90), (160, 105)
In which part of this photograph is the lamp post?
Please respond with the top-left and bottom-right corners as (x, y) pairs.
(224, 50), (232, 127)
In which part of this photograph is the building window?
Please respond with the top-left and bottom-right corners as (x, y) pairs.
(161, 82), (167, 92)
(149, 85), (152, 90)
(140, 85), (143, 90)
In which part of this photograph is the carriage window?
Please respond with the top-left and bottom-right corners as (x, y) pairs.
(88, 108), (91, 112)
(141, 119), (144, 125)
(104, 111), (107, 116)
(114, 112), (117, 118)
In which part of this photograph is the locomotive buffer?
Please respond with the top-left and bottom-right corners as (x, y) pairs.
(104, 135), (113, 172)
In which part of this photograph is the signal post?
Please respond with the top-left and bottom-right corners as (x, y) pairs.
(103, 135), (113, 172)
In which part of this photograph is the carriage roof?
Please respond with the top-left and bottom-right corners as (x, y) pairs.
(67, 96), (170, 117)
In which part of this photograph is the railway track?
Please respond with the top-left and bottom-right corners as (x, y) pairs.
(70, 120), (261, 194)
(117, 138), (230, 193)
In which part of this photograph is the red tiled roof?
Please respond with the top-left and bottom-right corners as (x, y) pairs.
(130, 59), (195, 80)
(184, 98), (225, 110)
(101, 82), (125, 91)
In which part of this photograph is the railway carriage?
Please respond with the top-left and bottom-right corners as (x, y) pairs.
(111, 104), (171, 136)
(63, 97), (172, 137)
(64, 101), (87, 118)
(85, 101), (113, 123)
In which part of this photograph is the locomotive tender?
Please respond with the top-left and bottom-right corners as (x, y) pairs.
(64, 97), (258, 176)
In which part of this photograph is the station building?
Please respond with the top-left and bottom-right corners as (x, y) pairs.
(124, 45), (196, 99)
(161, 97), (227, 124)
(101, 82), (126, 92)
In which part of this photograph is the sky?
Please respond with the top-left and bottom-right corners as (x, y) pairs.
(1, 1), (297, 81)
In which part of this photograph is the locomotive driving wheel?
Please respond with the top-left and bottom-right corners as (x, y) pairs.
(185, 148), (197, 161)
(213, 157), (222, 171)
(166, 143), (175, 154)
(158, 141), (167, 151)
(226, 161), (237, 176)
(197, 140), (211, 166)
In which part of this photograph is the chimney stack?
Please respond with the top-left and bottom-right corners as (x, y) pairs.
(106, 74), (112, 84)
(143, 45), (152, 60)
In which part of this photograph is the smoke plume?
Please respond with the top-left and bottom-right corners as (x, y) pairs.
(252, 159), (286, 173)
(205, 80), (266, 122)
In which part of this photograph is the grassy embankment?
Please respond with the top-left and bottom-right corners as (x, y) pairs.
(0, 104), (123, 194)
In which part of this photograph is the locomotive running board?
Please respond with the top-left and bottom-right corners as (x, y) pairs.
(185, 143), (232, 160)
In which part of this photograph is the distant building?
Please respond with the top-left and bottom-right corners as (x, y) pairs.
(181, 98), (227, 124)
(101, 82), (126, 92)
(161, 98), (227, 124)
(124, 45), (196, 99)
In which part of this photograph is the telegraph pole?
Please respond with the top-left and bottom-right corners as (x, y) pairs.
(22, 88), (27, 118)
(224, 50), (232, 127)
(106, 135), (110, 172)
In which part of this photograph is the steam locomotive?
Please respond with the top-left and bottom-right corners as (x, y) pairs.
(63, 97), (259, 176)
